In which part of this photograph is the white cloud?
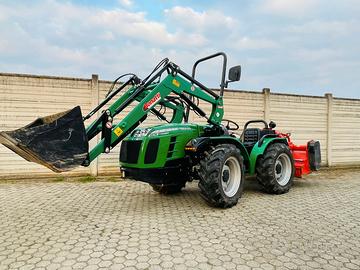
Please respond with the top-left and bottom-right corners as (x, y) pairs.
(286, 20), (358, 37)
(164, 6), (238, 32)
(83, 8), (207, 47)
(0, 1), (210, 80)
(0, 1), (359, 98)
(99, 30), (115, 41)
(90, 9), (176, 45)
(118, 0), (133, 8)
(232, 37), (279, 50)
(0, 2), (207, 50)
(260, 0), (320, 16)
(294, 48), (344, 63)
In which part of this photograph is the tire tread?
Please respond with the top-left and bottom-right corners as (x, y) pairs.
(198, 144), (244, 208)
(256, 143), (294, 194)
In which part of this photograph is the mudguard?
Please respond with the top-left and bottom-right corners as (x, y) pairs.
(248, 137), (288, 175)
(186, 136), (250, 170)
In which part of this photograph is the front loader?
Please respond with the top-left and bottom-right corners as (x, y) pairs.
(0, 52), (321, 208)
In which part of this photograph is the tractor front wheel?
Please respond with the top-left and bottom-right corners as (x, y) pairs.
(256, 143), (294, 194)
(198, 144), (244, 208)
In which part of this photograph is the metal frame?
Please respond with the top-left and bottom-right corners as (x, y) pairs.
(192, 52), (227, 95)
(82, 54), (228, 165)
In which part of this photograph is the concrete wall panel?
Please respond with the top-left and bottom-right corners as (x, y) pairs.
(0, 73), (359, 178)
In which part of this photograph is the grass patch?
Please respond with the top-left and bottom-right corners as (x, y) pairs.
(53, 176), (66, 182)
(107, 177), (121, 182)
(78, 175), (97, 183)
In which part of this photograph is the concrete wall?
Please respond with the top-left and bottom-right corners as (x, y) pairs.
(0, 73), (359, 178)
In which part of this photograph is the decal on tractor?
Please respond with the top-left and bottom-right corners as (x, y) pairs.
(114, 127), (123, 137)
(143, 93), (161, 111)
(172, 79), (180, 87)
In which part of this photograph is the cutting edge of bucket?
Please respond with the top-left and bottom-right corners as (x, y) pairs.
(0, 130), (68, 173)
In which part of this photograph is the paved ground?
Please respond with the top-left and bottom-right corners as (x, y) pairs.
(0, 169), (360, 270)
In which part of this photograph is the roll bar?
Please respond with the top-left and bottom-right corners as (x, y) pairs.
(192, 52), (228, 96)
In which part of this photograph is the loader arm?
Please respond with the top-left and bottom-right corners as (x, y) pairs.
(84, 63), (224, 165)
(0, 53), (229, 173)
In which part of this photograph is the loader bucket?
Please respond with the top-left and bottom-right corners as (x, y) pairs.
(0, 106), (89, 173)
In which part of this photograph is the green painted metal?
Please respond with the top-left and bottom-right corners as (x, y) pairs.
(162, 75), (224, 125)
(248, 137), (288, 175)
(121, 123), (202, 169)
(85, 84), (136, 135)
(199, 136), (250, 169)
(86, 72), (224, 163)
(83, 60), (281, 180)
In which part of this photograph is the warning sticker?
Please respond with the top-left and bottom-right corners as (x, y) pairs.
(172, 79), (180, 87)
(114, 127), (123, 137)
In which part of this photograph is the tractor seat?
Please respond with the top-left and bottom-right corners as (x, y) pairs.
(243, 128), (260, 148)
(243, 128), (276, 152)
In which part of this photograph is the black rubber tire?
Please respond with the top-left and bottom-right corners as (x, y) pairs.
(198, 144), (244, 208)
(150, 182), (185, 195)
(256, 143), (295, 194)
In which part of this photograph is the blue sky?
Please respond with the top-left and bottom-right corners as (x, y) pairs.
(0, 0), (359, 98)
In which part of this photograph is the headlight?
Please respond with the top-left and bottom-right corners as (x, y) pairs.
(132, 128), (151, 138)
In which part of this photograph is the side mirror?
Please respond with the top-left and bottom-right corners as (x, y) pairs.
(269, 121), (276, 129)
(229, 65), (241, 81)
(226, 65), (241, 87)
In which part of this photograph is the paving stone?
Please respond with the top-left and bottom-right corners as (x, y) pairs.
(0, 169), (360, 270)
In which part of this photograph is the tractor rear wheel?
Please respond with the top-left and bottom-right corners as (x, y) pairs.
(256, 143), (294, 194)
(150, 182), (185, 194)
(198, 144), (244, 208)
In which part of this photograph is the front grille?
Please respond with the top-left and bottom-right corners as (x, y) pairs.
(144, 139), (160, 164)
(120, 140), (142, 164)
(167, 136), (177, 158)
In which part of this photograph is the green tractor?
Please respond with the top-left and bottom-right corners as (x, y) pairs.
(0, 52), (321, 208)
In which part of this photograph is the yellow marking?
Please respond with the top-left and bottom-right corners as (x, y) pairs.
(114, 127), (123, 137)
(172, 79), (180, 87)
(185, 146), (197, 152)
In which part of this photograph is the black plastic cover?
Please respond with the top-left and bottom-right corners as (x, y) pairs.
(122, 158), (190, 185)
(308, 140), (321, 171)
(144, 139), (160, 164)
(120, 140), (142, 164)
(0, 106), (88, 172)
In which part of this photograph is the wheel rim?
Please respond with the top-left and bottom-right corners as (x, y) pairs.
(221, 156), (242, 197)
(275, 153), (292, 186)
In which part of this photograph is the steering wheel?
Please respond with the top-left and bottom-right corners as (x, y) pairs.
(222, 119), (239, 131)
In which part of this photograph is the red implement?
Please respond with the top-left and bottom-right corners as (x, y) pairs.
(277, 132), (321, 177)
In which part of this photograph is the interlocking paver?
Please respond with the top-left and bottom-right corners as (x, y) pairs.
(1, 169), (360, 269)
